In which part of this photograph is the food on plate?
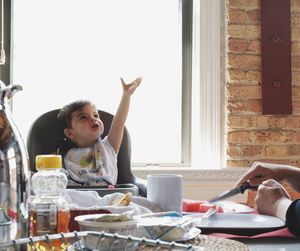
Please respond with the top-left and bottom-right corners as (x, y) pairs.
(111, 192), (132, 206)
(182, 199), (224, 213)
(93, 213), (132, 222)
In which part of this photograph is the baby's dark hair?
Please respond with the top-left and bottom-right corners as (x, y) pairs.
(57, 99), (94, 129)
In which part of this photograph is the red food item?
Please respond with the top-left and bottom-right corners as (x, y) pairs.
(199, 203), (224, 213)
(182, 200), (207, 212)
(182, 199), (224, 213)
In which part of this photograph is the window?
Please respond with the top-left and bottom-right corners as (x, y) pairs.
(7, 0), (224, 169)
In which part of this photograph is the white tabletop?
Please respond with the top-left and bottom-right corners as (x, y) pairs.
(238, 237), (300, 251)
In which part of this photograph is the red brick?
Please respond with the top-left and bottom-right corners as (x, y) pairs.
(242, 145), (264, 157)
(291, 0), (300, 12)
(227, 0), (260, 9)
(227, 54), (261, 69)
(228, 9), (248, 24)
(265, 145), (288, 157)
(227, 131), (250, 144)
(227, 85), (261, 100)
(292, 56), (300, 68)
(287, 145), (300, 156)
(227, 160), (251, 168)
(268, 117), (287, 129)
(292, 27), (300, 42)
(227, 145), (241, 158)
(227, 101), (250, 114)
(247, 9), (260, 24)
(228, 25), (260, 39)
(291, 13), (300, 26)
(292, 43), (300, 56)
(248, 40), (261, 53)
(228, 39), (249, 53)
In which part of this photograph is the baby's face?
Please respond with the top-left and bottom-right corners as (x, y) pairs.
(65, 104), (104, 147)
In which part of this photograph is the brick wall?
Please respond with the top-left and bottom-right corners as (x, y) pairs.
(226, 0), (300, 167)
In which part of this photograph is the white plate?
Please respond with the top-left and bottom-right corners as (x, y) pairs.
(188, 213), (285, 232)
(214, 201), (255, 213)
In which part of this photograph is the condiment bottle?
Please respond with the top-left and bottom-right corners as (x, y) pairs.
(29, 155), (70, 250)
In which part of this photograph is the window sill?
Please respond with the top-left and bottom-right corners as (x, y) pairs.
(132, 167), (250, 203)
(132, 167), (248, 181)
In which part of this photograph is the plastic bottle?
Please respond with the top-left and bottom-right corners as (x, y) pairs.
(29, 155), (70, 250)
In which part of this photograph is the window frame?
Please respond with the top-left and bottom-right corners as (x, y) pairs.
(3, 0), (225, 171)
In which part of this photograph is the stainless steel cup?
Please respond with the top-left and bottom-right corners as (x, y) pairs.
(0, 81), (30, 243)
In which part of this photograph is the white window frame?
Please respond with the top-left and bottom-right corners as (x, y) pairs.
(2, 0), (238, 180)
(133, 0), (242, 184)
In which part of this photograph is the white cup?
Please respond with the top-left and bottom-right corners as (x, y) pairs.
(147, 174), (183, 213)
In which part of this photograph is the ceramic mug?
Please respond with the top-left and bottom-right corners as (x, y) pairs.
(147, 174), (183, 213)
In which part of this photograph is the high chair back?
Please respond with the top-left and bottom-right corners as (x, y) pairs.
(26, 109), (147, 197)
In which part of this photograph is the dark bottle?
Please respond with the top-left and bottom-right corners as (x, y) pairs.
(0, 80), (30, 243)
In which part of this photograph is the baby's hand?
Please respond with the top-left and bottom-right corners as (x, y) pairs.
(120, 76), (142, 96)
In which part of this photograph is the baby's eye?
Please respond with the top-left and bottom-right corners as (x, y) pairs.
(93, 114), (99, 119)
(79, 114), (89, 120)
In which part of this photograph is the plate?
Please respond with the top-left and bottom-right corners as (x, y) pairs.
(188, 213), (285, 235)
(183, 201), (255, 214)
(213, 201), (255, 213)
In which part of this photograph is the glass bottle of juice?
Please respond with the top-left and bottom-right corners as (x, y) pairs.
(29, 155), (70, 250)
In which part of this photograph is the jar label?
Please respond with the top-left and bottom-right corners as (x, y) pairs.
(36, 203), (58, 235)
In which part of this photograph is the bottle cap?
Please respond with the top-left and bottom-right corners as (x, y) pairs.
(35, 155), (62, 170)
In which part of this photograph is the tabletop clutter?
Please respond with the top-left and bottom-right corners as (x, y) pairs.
(1, 154), (296, 250)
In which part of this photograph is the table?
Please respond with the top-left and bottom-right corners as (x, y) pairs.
(238, 237), (300, 251)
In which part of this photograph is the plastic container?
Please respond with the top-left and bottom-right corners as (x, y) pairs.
(29, 155), (70, 250)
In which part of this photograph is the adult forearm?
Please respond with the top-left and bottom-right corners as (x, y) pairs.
(284, 166), (300, 193)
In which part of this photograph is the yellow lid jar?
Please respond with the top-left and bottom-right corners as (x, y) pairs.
(31, 155), (67, 196)
(29, 155), (70, 248)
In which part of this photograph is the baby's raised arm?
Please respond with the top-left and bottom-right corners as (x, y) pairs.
(107, 76), (142, 152)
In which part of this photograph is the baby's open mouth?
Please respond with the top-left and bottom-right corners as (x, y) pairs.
(91, 124), (99, 129)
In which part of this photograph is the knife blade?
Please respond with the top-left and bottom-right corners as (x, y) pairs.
(208, 182), (257, 203)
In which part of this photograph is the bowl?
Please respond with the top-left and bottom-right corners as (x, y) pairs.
(69, 209), (111, 231)
(75, 214), (138, 250)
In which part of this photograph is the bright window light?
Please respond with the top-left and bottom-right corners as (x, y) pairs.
(12, 0), (183, 165)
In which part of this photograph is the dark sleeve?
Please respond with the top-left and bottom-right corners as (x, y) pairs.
(285, 199), (300, 237)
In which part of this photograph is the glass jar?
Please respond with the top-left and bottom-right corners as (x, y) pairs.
(29, 155), (70, 250)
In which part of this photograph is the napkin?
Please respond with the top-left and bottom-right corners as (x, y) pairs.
(63, 189), (159, 215)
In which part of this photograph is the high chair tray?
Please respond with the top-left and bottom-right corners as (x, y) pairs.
(67, 183), (139, 196)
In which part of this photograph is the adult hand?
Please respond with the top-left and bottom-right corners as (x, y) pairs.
(255, 179), (292, 220)
(120, 76), (142, 96)
(235, 161), (289, 187)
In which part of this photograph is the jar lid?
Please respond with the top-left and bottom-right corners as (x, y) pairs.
(36, 155), (62, 169)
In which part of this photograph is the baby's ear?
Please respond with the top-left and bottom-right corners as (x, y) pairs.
(64, 128), (72, 139)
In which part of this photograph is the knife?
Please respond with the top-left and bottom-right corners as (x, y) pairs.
(208, 182), (257, 203)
